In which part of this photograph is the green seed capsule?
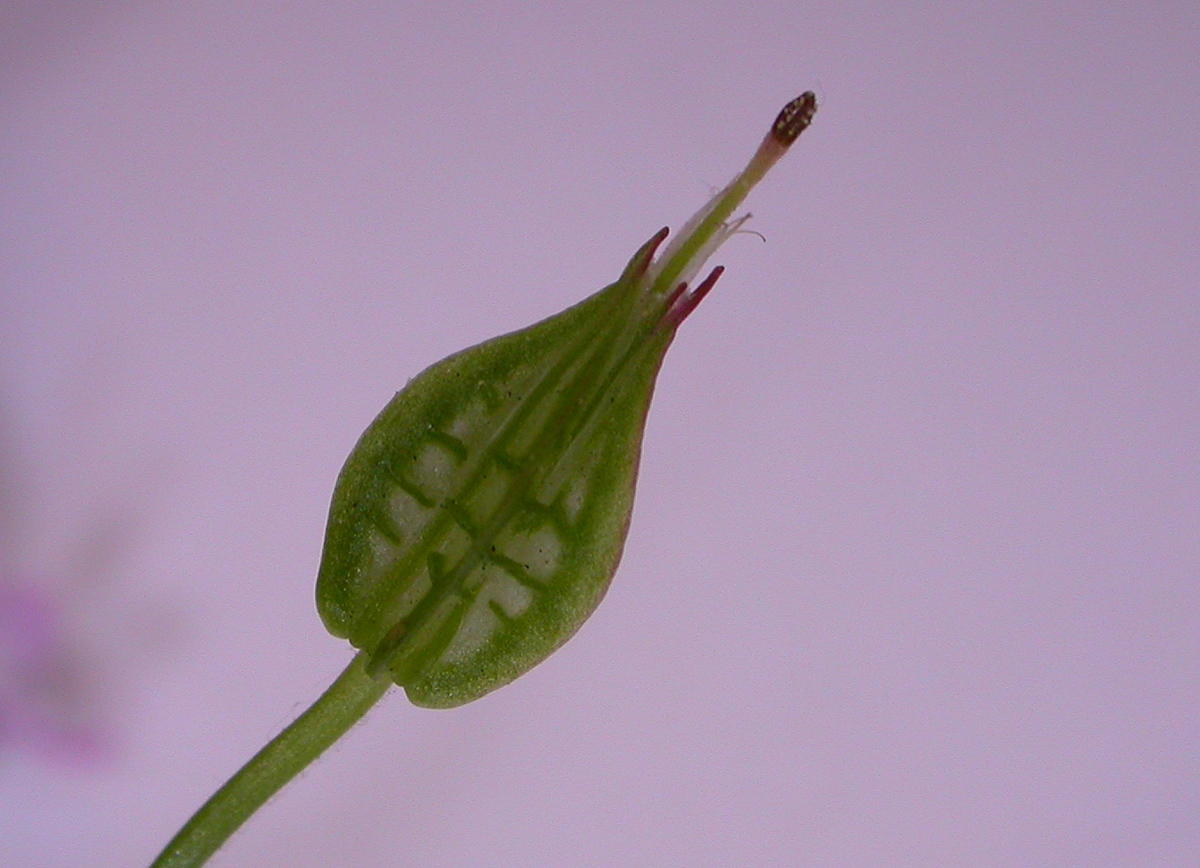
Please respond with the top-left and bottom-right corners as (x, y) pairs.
(316, 93), (817, 708)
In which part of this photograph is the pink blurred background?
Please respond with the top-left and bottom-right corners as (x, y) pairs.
(2, 2), (1197, 866)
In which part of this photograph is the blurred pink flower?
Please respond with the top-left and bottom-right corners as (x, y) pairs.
(0, 578), (107, 764)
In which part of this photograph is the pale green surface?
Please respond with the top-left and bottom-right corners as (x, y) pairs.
(315, 231), (676, 708)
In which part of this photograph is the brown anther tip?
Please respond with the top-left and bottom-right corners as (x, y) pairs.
(771, 91), (817, 146)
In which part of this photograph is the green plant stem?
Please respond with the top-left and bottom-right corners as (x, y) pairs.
(149, 651), (391, 868)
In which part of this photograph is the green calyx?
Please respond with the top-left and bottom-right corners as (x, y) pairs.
(315, 231), (676, 708)
(315, 92), (818, 708)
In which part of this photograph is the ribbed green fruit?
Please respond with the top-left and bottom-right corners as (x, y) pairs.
(316, 92), (817, 708)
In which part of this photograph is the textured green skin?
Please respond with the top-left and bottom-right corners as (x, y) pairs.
(316, 235), (678, 708)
